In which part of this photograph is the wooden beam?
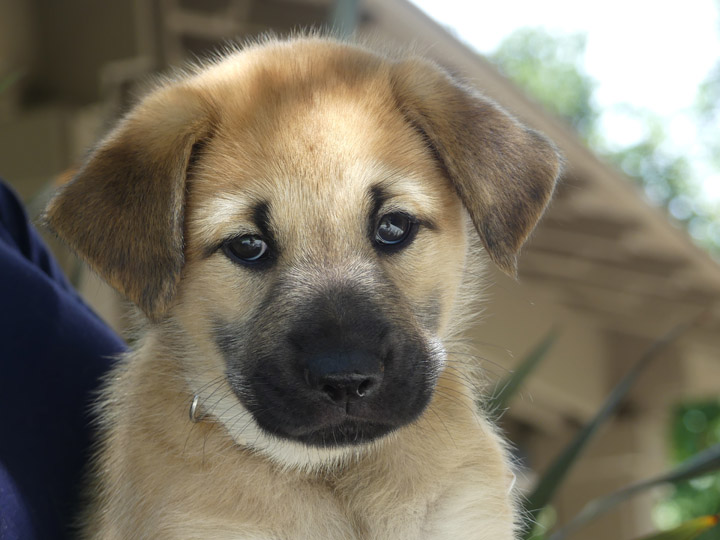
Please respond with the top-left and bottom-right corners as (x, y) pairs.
(520, 251), (719, 303)
(526, 231), (690, 276)
(520, 271), (720, 337)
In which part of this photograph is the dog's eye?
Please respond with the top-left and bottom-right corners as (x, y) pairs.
(374, 213), (416, 250)
(223, 235), (269, 264)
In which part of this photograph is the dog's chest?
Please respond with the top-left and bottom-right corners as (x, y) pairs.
(166, 489), (432, 540)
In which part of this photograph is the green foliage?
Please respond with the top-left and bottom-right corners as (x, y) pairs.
(491, 28), (597, 138)
(654, 403), (720, 540)
(521, 337), (661, 537)
(550, 443), (720, 539)
(637, 515), (719, 540)
(611, 112), (720, 258)
(522, 320), (699, 539)
(610, 113), (694, 204)
(687, 50), (720, 256)
(491, 320), (707, 539)
(491, 315), (715, 539)
(695, 63), (720, 125)
(672, 403), (720, 461)
(695, 59), (720, 170)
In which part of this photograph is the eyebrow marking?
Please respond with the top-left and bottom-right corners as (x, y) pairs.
(368, 183), (438, 232)
(368, 185), (390, 239)
(370, 185), (389, 212)
(252, 201), (272, 241)
(202, 199), (275, 259)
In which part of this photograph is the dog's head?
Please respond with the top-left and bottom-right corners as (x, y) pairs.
(45, 38), (561, 466)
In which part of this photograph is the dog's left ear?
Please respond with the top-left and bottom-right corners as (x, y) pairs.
(44, 84), (214, 321)
(391, 59), (563, 276)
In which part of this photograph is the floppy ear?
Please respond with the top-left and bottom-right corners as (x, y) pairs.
(391, 59), (563, 276)
(44, 84), (214, 321)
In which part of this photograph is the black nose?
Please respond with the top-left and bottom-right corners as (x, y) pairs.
(305, 350), (383, 403)
(314, 372), (381, 403)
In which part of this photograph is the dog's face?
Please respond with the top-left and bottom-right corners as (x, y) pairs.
(179, 88), (466, 450)
(45, 39), (561, 466)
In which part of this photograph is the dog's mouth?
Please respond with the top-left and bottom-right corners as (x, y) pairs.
(241, 381), (424, 448)
(287, 418), (395, 447)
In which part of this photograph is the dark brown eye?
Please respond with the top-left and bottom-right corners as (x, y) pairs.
(224, 235), (269, 264)
(374, 213), (416, 249)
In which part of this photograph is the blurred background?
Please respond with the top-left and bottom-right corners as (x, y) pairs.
(1, 0), (718, 538)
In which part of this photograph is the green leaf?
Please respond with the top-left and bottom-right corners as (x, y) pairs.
(521, 317), (702, 539)
(548, 444), (720, 540)
(490, 28), (597, 138)
(635, 514), (719, 540)
(486, 329), (558, 417)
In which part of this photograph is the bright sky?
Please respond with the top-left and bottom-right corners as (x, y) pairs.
(411, 0), (720, 201)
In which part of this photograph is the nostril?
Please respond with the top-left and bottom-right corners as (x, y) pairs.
(315, 373), (381, 403)
(356, 378), (373, 397)
(304, 350), (384, 403)
(321, 383), (346, 403)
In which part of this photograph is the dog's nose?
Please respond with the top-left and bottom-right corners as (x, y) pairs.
(305, 350), (383, 403)
(314, 372), (382, 403)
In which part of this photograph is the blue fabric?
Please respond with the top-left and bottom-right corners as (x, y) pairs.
(0, 179), (126, 540)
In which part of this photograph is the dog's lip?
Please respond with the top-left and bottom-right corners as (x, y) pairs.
(279, 407), (385, 437)
(259, 402), (396, 446)
(288, 418), (395, 447)
(241, 375), (435, 447)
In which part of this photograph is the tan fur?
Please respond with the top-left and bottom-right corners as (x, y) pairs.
(45, 37), (561, 539)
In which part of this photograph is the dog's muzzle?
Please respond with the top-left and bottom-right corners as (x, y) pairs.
(219, 285), (439, 448)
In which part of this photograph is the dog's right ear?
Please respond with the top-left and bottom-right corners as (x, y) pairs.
(44, 84), (215, 322)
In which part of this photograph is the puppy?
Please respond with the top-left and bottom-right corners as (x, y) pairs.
(45, 37), (561, 539)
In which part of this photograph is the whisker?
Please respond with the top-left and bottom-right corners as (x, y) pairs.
(445, 350), (513, 376)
